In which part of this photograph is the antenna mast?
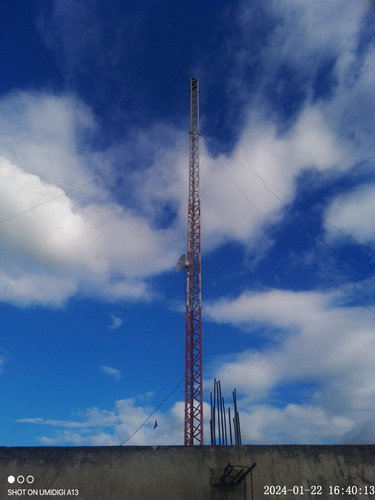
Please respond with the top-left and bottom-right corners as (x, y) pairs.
(184, 77), (203, 446)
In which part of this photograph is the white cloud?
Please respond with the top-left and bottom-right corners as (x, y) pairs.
(0, 92), (98, 199)
(0, 157), (103, 271)
(205, 288), (329, 331)
(1, 0), (374, 309)
(0, 85), (361, 307)
(100, 365), (121, 381)
(134, 105), (345, 253)
(17, 395), (186, 446)
(239, 403), (352, 444)
(263, 0), (365, 74)
(227, 0), (374, 166)
(324, 184), (375, 244)
(0, 270), (78, 308)
(0, 92), (183, 306)
(82, 203), (176, 278)
(319, 43), (375, 166)
(205, 288), (375, 443)
(109, 314), (123, 330)
(0, 156), (102, 306)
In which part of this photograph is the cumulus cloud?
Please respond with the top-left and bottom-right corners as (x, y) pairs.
(0, 157), (103, 270)
(205, 288), (375, 443)
(0, 91), (183, 306)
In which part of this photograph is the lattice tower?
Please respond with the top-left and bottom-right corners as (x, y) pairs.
(184, 77), (203, 446)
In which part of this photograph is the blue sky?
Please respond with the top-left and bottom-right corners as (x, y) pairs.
(1, 0), (375, 446)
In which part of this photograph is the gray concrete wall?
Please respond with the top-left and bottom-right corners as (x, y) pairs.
(1, 445), (375, 500)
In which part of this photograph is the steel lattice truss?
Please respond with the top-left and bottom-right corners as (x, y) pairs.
(184, 78), (203, 446)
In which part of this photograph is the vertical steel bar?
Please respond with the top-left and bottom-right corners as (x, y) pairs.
(219, 381), (225, 446)
(217, 380), (221, 445)
(228, 406), (233, 446)
(237, 409), (242, 446)
(222, 396), (228, 446)
(233, 389), (238, 445)
(213, 380), (216, 445)
(210, 391), (213, 445)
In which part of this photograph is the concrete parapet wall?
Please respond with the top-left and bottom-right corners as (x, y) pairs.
(1, 445), (375, 500)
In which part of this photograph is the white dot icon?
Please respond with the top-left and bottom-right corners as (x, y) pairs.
(7, 476), (15, 484)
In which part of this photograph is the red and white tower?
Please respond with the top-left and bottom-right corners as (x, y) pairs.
(184, 77), (203, 445)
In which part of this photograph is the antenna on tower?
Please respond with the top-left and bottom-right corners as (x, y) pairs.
(176, 253), (188, 273)
(183, 77), (203, 446)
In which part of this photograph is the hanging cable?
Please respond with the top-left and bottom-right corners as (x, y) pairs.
(119, 375), (185, 446)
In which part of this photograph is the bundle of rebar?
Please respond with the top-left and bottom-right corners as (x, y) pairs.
(210, 379), (242, 446)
